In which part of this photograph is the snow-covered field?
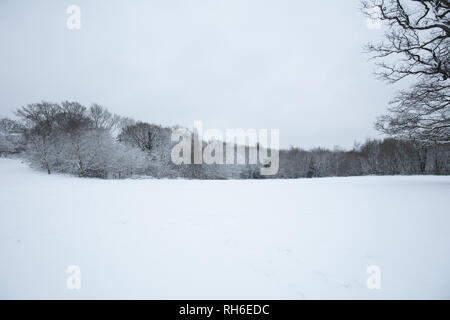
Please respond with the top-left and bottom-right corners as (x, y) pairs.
(0, 158), (449, 299)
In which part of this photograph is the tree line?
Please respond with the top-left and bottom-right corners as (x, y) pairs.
(0, 101), (448, 179)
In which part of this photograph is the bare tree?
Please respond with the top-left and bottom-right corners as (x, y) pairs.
(89, 103), (121, 132)
(375, 76), (449, 142)
(118, 122), (157, 152)
(16, 102), (62, 173)
(362, 0), (449, 144)
(0, 118), (23, 154)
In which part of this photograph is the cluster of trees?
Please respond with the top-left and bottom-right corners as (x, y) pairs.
(277, 139), (449, 178)
(8, 101), (151, 178)
(0, 101), (263, 179)
(0, 101), (448, 179)
(0, 118), (24, 154)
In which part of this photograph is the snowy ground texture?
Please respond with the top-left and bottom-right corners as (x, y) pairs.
(1, 158), (449, 299)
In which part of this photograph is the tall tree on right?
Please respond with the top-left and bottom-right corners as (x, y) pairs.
(362, 0), (449, 144)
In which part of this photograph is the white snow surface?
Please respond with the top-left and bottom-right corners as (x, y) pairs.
(0, 158), (449, 299)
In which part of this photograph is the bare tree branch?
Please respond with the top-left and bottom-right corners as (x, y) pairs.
(363, 0), (450, 144)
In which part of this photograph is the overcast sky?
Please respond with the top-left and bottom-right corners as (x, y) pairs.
(0, 0), (408, 149)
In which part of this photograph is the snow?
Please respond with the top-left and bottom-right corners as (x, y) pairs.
(0, 157), (449, 299)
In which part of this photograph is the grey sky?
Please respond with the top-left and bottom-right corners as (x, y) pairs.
(0, 0), (406, 149)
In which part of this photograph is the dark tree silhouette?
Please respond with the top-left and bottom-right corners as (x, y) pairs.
(362, 0), (449, 144)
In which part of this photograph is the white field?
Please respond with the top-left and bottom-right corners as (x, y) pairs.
(0, 158), (449, 299)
